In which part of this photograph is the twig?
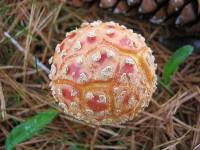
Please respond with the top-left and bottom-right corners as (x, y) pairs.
(61, 114), (119, 136)
(173, 116), (200, 132)
(157, 78), (174, 96)
(90, 126), (99, 150)
(0, 82), (7, 120)
(154, 130), (190, 149)
(130, 130), (136, 150)
(191, 104), (200, 149)
(193, 144), (200, 150)
(4, 32), (50, 74)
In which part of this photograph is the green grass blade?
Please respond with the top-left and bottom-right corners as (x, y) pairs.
(162, 45), (194, 85)
(5, 109), (58, 150)
(158, 78), (174, 96)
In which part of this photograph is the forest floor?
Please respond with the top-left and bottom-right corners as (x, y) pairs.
(0, 1), (200, 150)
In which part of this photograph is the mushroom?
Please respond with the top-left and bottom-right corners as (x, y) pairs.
(49, 21), (157, 125)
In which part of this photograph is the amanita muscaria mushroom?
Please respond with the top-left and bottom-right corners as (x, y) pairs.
(49, 21), (157, 125)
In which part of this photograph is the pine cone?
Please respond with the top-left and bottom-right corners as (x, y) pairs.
(66, 0), (200, 32)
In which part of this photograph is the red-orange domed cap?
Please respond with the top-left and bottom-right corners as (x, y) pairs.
(49, 21), (157, 125)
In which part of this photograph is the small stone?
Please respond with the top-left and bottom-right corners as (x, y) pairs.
(55, 44), (61, 53)
(48, 57), (53, 64)
(101, 66), (113, 79)
(85, 92), (94, 100)
(98, 95), (107, 103)
(92, 51), (101, 62)
(73, 41), (81, 51)
(79, 73), (88, 83)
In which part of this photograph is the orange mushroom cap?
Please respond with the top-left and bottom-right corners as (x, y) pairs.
(49, 21), (157, 125)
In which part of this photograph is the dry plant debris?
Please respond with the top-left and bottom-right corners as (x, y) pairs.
(0, 1), (200, 150)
